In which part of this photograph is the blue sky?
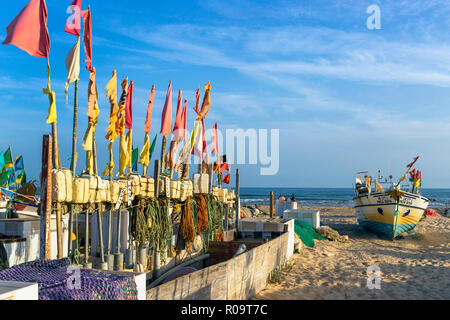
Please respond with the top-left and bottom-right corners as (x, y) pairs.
(1, 0), (450, 187)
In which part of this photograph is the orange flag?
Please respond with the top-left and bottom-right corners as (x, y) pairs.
(160, 80), (172, 136)
(173, 90), (184, 142)
(2, 0), (50, 58)
(144, 85), (155, 133)
(81, 7), (93, 71)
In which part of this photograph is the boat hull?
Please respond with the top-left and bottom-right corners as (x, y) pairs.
(354, 192), (429, 239)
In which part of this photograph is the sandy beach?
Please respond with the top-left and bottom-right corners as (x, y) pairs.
(253, 206), (450, 300)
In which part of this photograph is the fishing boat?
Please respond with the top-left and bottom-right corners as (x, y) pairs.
(0, 180), (39, 218)
(353, 157), (429, 239)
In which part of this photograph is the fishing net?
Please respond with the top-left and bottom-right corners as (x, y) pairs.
(294, 220), (326, 248)
(0, 258), (137, 300)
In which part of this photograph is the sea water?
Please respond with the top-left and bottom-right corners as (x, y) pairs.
(236, 187), (450, 208)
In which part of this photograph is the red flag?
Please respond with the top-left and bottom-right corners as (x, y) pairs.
(160, 80), (173, 136)
(220, 155), (229, 173)
(409, 168), (416, 180)
(65, 0), (82, 36)
(223, 173), (230, 185)
(201, 118), (207, 154)
(2, 0), (50, 58)
(211, 122), (219, 155)
(125, 81), (133, 130)
(172, 90), (184, 142)
(406, 156), (419, 169)
(181, 99), (187, 139)
(144, 85), (155, 133)
(193, 88), (200, 115)
(81, 7), (93, 71)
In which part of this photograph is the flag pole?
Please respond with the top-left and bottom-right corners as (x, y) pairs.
(70, 78), (79, 173)
(45, 56), (61, 169)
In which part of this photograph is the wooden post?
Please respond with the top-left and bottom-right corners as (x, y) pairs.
(51, 123), (61, 169)
(224, 204), (229, 231)
(153, 160), (161, 279)
(235, 168), (240, 233)
(270, 191), (274, 218)
(160, 136), (167, 173)
(92, 134), (98, 175)
(85, 206), (90, 265)
(39, 135), (52, 260)
(154, 160), (161, 196)
(208, 164), (213, 193)
(97, 205), (105, 264)
(56, 204), (63, 259)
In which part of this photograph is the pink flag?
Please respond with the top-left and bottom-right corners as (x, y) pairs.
(211, 122), (219, 155)
(81, 7), (93, 71)
(181, 99), (187, 139)
(160, 80), (173, 136)
(125, 81), (133, 130)
(144, 85), (155, 133)
(65, 0), (82, 36)
(2, 0), (50, 58)
(202, 118), (207, 154)
(172, 90), (184, 142)
(193, 88), (200, 115)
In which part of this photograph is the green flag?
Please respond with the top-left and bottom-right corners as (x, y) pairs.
(132, 147), (139, 172)
(0, 169), (11, 186)
(149, 134), (157, 162)
(4, 147), (13, 168)
(0, 153), (5, 169)
(16, 170), (26, 185)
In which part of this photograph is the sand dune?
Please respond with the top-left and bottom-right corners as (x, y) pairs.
(253, 206), (450, 300)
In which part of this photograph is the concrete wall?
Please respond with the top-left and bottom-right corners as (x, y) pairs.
(146, 232), (290, 300)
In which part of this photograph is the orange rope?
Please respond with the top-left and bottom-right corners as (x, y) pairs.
(178, 196), (195, 244)
(195, 195), (208, 233)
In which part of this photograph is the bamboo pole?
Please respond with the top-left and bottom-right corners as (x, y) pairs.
(68, 78), (79, 260)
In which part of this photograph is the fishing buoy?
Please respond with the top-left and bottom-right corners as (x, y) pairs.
(134, 263), (145, 273)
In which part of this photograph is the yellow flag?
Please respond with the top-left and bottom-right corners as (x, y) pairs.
(105, 70), (119, 142)
(375, 180), (385, 192)
(198, 81), (211, 119)
(139, 133), (150, 168)
(82, 122), (94, 175)
(116, 77), (128, 136)
(126, 129), (133, 171)
(45, 90), (57, 124)
(102, 141), (115, 177)
(43, 60), (57, 124)
(118, 134), (129, 177)
(82, 123), (94, 152)
(190, 120), (201, 153)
